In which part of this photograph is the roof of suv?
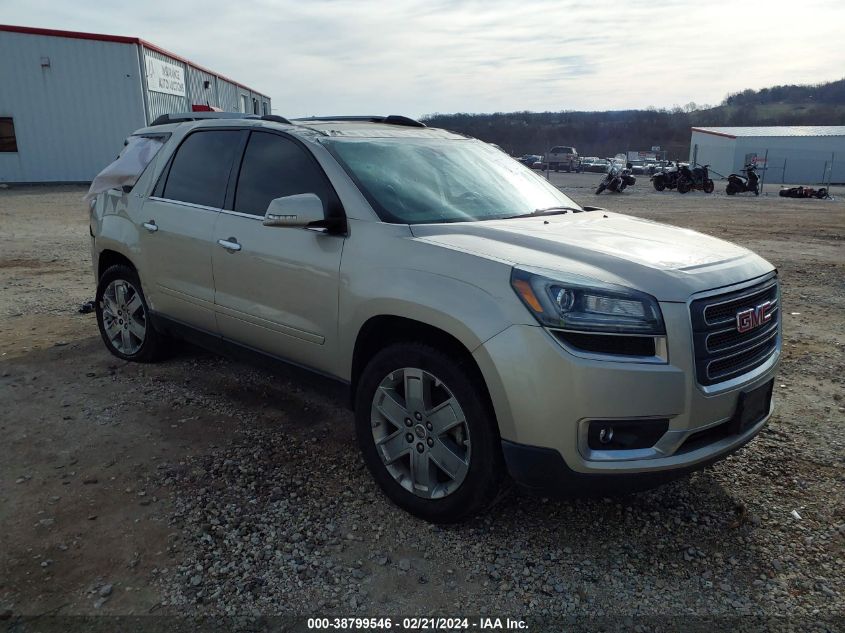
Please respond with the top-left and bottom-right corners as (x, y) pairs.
(140, 112), (466, 141)
(295, 119), (465, 139)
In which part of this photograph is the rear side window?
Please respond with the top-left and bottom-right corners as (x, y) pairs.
(234, 132), (337, 216)
(163, 130), (240, 208)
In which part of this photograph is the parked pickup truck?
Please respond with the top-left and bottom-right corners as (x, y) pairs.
(546, 145), (579, 172)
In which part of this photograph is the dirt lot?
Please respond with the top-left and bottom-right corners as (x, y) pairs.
(1, 178), (843, 626)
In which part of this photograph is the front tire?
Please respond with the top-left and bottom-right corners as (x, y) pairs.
(355, 343), (503, 523)
(653, 179), (666, 192)
(677, 179), (691, 194)
(95, 264), (166, 362)
(595, 183), (606, 194)
(703, 179), (715, 194)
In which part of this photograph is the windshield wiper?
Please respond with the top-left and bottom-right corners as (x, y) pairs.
(503, 206), (581, 219)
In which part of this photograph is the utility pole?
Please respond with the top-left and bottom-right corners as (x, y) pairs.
(829, 152), (835, 190)
(758, 149), (769, 195)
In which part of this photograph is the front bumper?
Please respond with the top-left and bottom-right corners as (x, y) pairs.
(473, 299), (780, 491)
(500, 416), (766, 495)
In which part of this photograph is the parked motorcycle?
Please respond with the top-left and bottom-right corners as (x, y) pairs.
(596, 162), (636, 194)
(651, 161), (680, 191)
(677, 164), (714, 194)
(778, 186), (830, 199)
(726, 164), (759, 196)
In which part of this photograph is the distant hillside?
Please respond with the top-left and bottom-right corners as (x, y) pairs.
(724, 78), (845, 106)
(422, 78), (845, 159)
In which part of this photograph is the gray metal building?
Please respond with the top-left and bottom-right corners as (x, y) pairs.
(689, 126), (845, 185)
(0, 24), (272, 183)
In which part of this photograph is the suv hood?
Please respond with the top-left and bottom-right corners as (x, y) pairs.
(409, 211), (774, 302)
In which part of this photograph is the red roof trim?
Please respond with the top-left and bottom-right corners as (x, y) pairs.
(691, 127), (737, 140)
(0, 23), (267, 97)
(0, 23), (139, 44)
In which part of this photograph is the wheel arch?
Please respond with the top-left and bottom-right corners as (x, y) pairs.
(349, 315), (496, 420)
(98, 249), (136, 279)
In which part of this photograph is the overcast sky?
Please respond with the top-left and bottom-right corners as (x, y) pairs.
(4, 0), (845, 118)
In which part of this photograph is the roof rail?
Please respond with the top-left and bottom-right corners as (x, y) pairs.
(260, 114), (293, 124)
(149, 112), (292, 126)
(293, 115), (426, 128)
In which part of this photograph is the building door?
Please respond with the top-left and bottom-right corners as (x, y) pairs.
(211, 131), (345, 374)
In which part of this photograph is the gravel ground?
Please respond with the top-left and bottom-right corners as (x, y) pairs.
(0, 179), (843, 629)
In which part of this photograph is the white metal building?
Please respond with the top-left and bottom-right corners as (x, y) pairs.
(689, 126), (845, 184)
(0, 24), (272, 183)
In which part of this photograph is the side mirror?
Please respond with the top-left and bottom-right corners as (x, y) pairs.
(263, 193), (325, 228)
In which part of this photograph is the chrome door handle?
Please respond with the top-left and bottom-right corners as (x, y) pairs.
(142, 220), (158, 233)
(217, 238), (241, 252)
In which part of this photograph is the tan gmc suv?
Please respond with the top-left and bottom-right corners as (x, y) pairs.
(89, 113), (781, 522)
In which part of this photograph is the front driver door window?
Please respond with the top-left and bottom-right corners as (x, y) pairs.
(211, 131), (345, 374)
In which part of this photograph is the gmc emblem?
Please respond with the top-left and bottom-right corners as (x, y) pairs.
(736, 300), (775, 333)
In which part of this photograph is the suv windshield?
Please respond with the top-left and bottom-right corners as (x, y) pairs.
(323, 138), (580, 224)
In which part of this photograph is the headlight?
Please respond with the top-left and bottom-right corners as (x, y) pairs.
(510, 268), (665, 335)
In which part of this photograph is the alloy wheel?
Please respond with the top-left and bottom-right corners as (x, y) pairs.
(101, 279), (147, 355)
(370, 367), (471, 499)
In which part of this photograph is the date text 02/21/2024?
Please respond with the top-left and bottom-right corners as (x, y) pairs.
(306, 617), (528, 630)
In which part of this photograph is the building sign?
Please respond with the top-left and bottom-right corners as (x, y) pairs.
(144, 55), (185, 97)
(745, 153), (767, 168)
(628, 150), (658, 161)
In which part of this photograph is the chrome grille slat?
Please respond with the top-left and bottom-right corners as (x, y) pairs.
(706, 329), (779, 379)
(708, 345), (778, 383)
(702, 281), (778, 326)
(690, 277), (780, 386)
(705, 315), (779, 354)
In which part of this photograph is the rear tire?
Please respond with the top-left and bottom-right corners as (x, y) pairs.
(677, 180), (691, 194)
(354, 342), (503, 523)
(95, 264), (167, 362)
(654, 180), (666, 192)
(726, 183), (737, 195)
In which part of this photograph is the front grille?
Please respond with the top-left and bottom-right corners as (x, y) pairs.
(690, 277), (779, 385)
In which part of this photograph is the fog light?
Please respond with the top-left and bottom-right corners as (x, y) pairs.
(587, 418), (669, 451)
